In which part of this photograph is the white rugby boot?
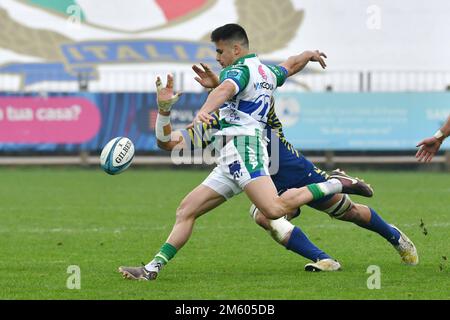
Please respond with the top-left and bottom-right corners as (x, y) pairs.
(390, 225), (419, 265)
(304, 259), (341, 272)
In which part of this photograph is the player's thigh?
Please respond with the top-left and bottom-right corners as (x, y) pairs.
(244, 176), (282, 218)
(178, 184), (226, 220)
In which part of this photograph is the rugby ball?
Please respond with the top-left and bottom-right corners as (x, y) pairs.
(100, 137), (135, 175)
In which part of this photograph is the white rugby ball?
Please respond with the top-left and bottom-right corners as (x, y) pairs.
(100, 137), (135, 175)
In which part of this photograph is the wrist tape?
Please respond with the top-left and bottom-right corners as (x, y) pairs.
(434, 129), (444, 140)
(156, 113), (171, 142)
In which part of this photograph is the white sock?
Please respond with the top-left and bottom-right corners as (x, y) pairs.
(316, 178), (342, 196)
(145, 259), (164, 273)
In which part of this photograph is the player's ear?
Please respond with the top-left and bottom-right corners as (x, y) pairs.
(233, 43), (241, 56)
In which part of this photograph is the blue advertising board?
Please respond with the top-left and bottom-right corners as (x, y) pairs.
(274, 92), (450, 150)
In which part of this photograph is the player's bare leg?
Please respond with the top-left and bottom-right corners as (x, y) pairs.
(243, 173), (373, 221)
(119, 184), (225, 280)
(243, 176), (310, 220)
(165, 184), (225, 248)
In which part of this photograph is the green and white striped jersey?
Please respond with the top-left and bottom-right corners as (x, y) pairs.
(216, 53), (287, 137)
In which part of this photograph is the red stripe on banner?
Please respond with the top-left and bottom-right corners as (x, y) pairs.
(155, 0), (207, 20)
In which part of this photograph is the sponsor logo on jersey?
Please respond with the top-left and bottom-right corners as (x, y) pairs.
(258, 65), (268, 80)
(246, 145), (258, 169)
(227, 70), (240, 78)
(228, 160), (243, 180)
(254, 82), (274, 91)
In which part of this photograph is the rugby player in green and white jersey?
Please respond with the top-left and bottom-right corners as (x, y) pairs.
(118, 24), (374, 281)
(192, 62), (418, 270)
(191, 24), (371, 226)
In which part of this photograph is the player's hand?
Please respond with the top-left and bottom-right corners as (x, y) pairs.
(156, 74), (182, 112)
(310, 50), (327, 69)
(186, 111), (213, 129)
(193, 110), (214, 125)
(415, 137), (442, 162)
(192, 63), (220, 89)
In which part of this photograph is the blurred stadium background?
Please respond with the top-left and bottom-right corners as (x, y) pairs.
(1, 0), (450, 170)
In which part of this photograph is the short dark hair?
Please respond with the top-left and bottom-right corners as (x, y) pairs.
(210, 23), (249, 48)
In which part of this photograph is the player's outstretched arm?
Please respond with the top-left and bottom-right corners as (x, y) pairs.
(155, 75), (185, 151)
(416, 115), (450, 162)
(280, 50), (327, 77)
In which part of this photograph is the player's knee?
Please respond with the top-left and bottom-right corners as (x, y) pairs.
(249, 204), (294, 242)
(175, 201), (196, 222)
(336, 206), (356, 221)
(249, 204), (270, 230)
(259, 209), (283, 220)
(324, 194), (354, 219)
(257, 200), (286, 220)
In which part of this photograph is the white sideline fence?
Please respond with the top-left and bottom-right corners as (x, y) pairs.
(2, 70), (450, 92)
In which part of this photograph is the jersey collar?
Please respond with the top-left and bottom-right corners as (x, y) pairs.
(232, 53), (257, 65)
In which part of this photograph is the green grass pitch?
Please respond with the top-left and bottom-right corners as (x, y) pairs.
(0, 167), (449, 299)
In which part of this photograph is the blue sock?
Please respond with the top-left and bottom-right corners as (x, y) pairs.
(286, 227), (331, 261)
(358, 208), (401, 245)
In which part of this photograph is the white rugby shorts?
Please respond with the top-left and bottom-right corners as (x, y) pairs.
(202, 135), (269, 200)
